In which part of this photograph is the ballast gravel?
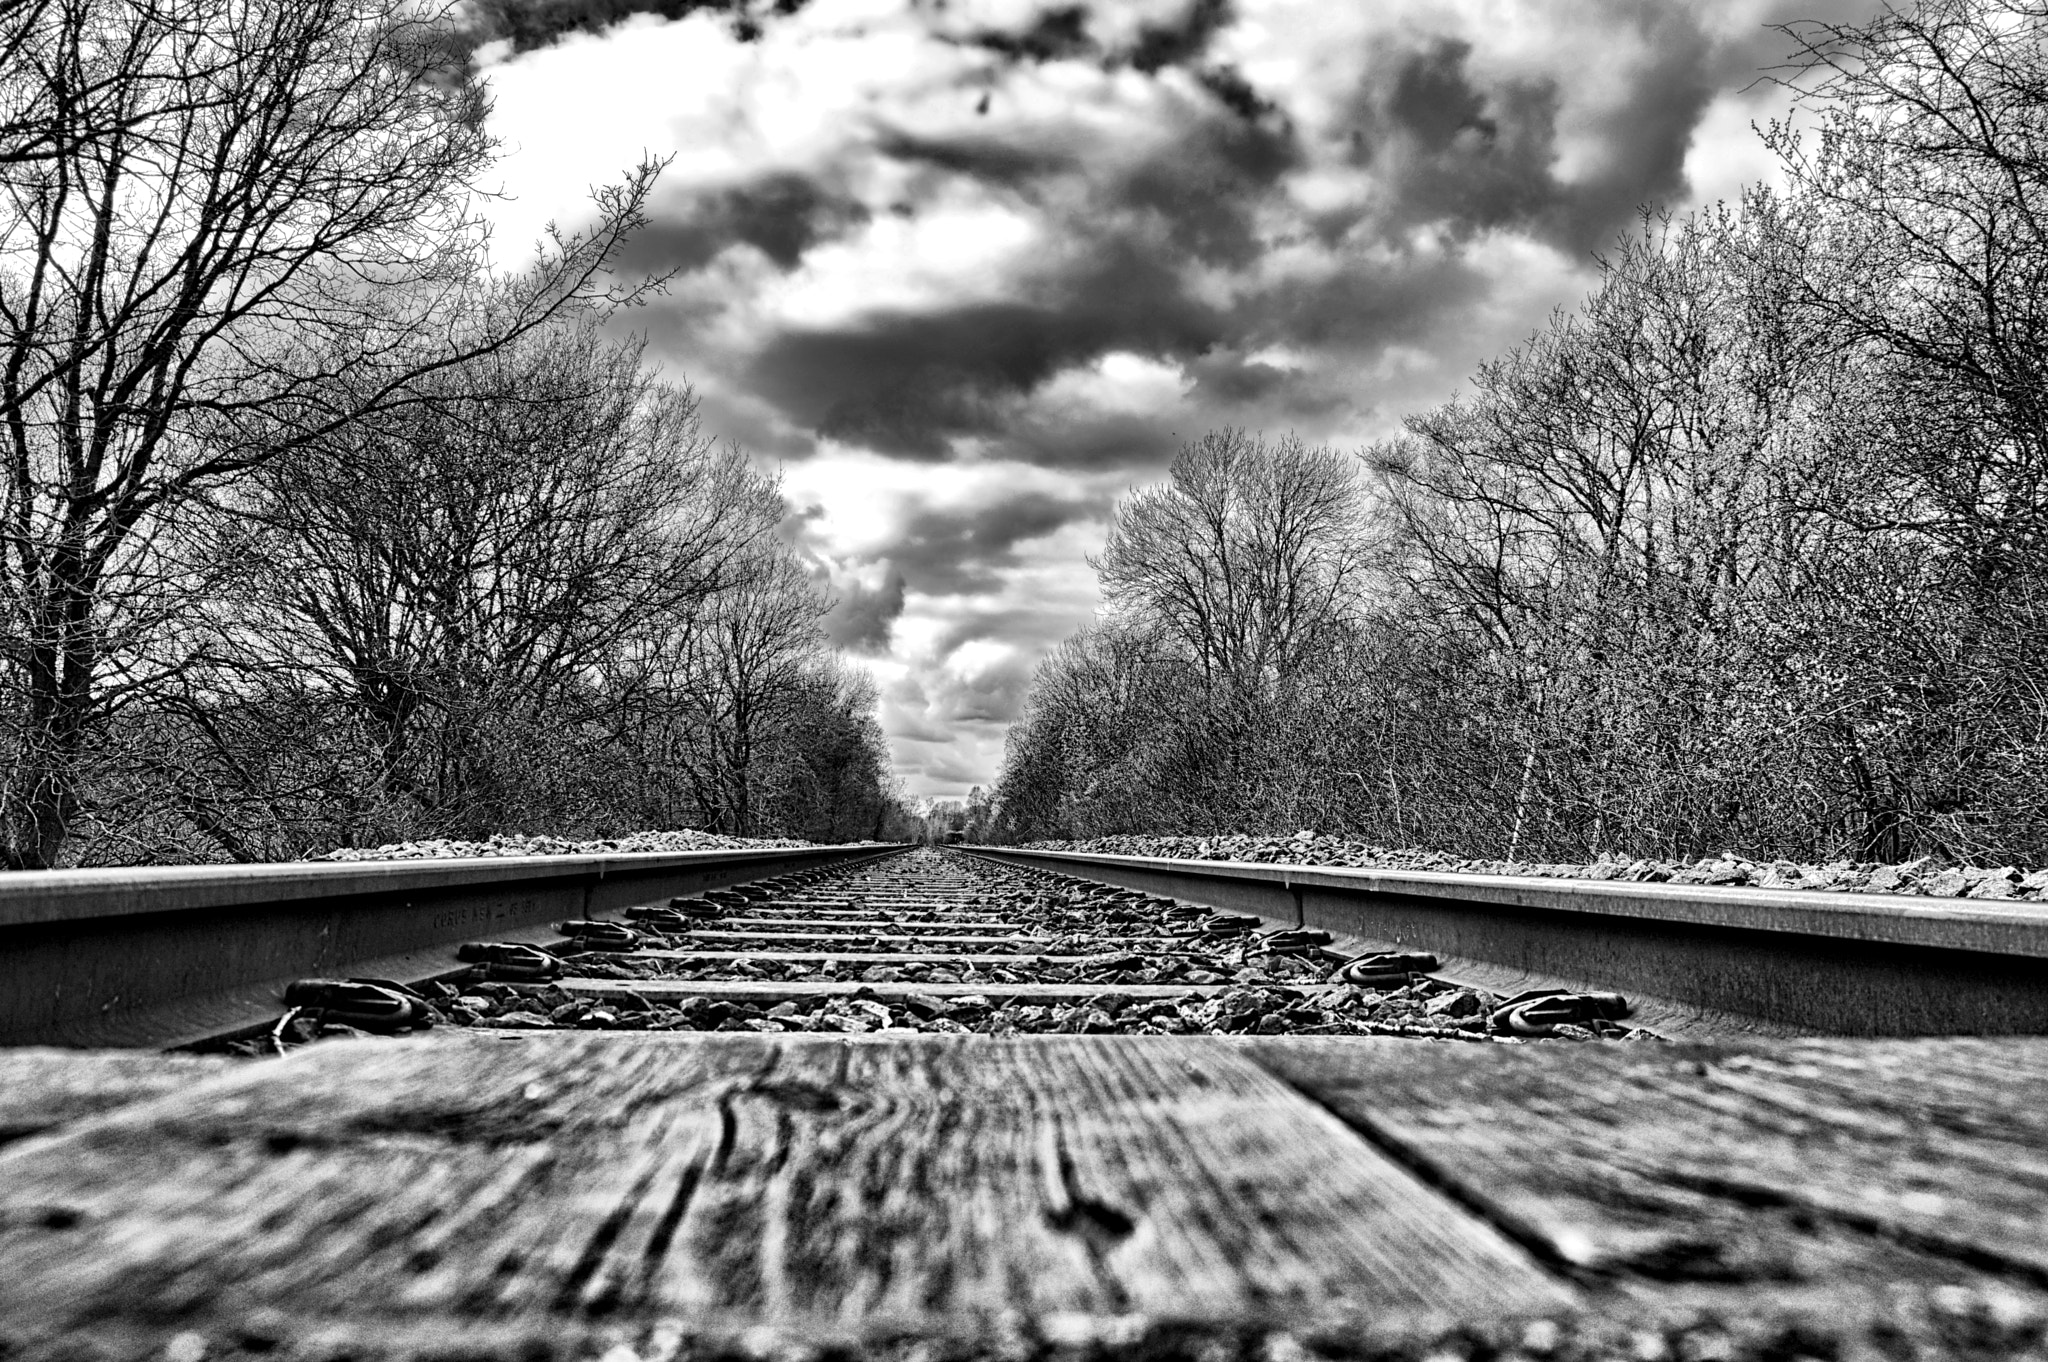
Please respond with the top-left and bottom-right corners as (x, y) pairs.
(309, 829), (829, 861)
(227, 849), (1655, 1054)
(410, 853), (1651, 1044)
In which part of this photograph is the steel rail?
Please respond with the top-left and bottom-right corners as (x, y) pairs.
(961, 845), (2048, 1036)
(0, 843), (905, 1048)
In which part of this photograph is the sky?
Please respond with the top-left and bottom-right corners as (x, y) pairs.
(464, 0), (1881, 803)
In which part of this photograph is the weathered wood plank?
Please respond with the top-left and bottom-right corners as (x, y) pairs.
(0, 1033), (1565, 1350)
(721, 913), (1027, 926)
(0, 1048), (234, 1145)
(635, 950), (1124, 964)
(1241, 1036), (2048, 1301)
(561, 978), (1340, 1002)
(672, 930), (1056, 947)
(688, 918), (1029, 932)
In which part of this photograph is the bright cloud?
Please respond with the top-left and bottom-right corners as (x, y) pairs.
(471, 0), (1888, 798)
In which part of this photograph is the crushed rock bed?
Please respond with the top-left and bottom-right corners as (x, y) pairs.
(237, 852), (1656, 1049)
(432, 980), (1563, 1041)
(308, 829), (828, 861)
(1019, 832), (2048, 902)
(537, 1290), (2048, 1362)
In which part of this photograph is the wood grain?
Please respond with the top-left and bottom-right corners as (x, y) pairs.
(560, 978), (1342, 1002)
(636, 950), (1125, 964)
(0, 1033), (1565, 1349)
(0, 1048), (233, 1145)
(682, 917), (1028, 932)
(1242, 1035), (2048, 1302)
(674, 930), (1056, 947)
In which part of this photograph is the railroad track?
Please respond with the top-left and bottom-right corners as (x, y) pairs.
(968, 844), (2048, 1036)
(8, 845), (2048, 1358)
(245, 847), (1653, 1051)
(0, 841), (901, 1048)
(11, 836), (2047, 1050)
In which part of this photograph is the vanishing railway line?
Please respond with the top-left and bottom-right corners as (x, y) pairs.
(6, 840), (2048, 1359)
(5, 838), (2048, 1049)
(263, 847), (1645, 1049)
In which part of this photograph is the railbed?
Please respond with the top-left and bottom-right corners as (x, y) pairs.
(4, 846), (2048, 1359)
(965, 844), (2048, 1035)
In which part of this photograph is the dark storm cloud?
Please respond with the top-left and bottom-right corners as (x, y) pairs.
(457, 0), (804, 55)
(958, 4), (1094, 64)
(740, 85), (1300, 461)
(823, 567), (907, 653)
(744, 244), (1227, 461)
(1240, 251), (1494, 352)
(872, 130), (1077, 188)
(926, 600), (1098, 661)
(514, 0), (1893, 490)
(1531, 11), (1718, 253)
(925, 656), (1038, 725)
(951, 0), (1236, 77)
(942, 674), (1032, 724)
(886, 492), (1101, 595)
(699, 0), (1763, 467)
(1330, 20), (1714, 257)
(1341, 38), (1565, 244)
(614, 174), (871, 274)
(1005, 409), (1184, 472)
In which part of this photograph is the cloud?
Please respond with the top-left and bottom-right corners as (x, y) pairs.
(746, 281), (1222, 464)
(585, 0), (1746, 469)
(614, 172), (871, 273)
(475, 0), (1897, 797)
(821, 563), (906, 653)
(947, 0), (1237, 76)
(886, 490), (1102, 595)
(458, 0), (806, 57)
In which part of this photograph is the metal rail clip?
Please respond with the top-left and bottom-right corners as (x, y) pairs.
(1329, 951), (1440, 987)
(553, 920), (640, 951)
(454, 942), (562, 981)
(625, 906), (691, 932)
(1489, 988), (1631, 1036)
(1260, 928), (1335, 954)
(281, 978), (437, 1032)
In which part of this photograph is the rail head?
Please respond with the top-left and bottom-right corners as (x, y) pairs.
(0, 844), (908, 929)
(964, 845), (2048, 958)
(0, 843), (912, 1047)
(961, 844), (2048, 1037)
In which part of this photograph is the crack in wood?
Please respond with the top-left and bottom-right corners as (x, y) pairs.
(1260, 1068), (1604, 1286)
(1653, 1167), (2048, 1292)
(1037, 1115), (1138, 1311)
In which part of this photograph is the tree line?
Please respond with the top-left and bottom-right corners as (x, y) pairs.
(994, 0), (2048, 866)
(0, 0), (909, 866)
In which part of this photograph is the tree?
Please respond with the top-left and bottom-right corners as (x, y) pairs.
(1094, 430), (1367, 696)
(0, 0), (660, 866)
(671, 547), (829, 835)
(176, 314), (756, 845)
(753, 662), (899, 842)
(1086, 431), (1369, 827)
(1772, 0), (2048, 561)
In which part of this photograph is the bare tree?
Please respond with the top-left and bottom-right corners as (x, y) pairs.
(1094, 430), (1367, 694)
(666, 546), (829, 836)
(0, 0), (660, 865)
(178, 315), (753, 843)
(1772, 0), (2048, 547)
